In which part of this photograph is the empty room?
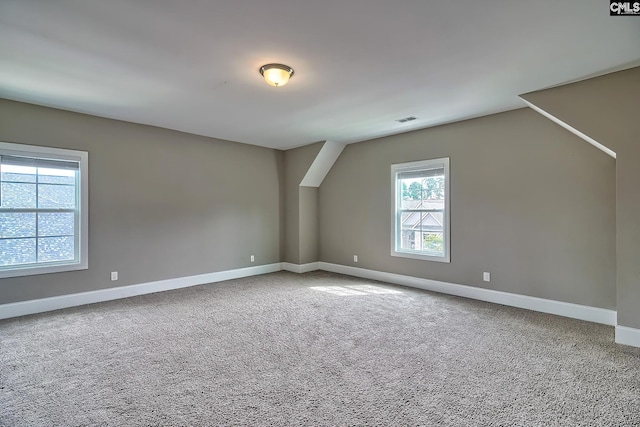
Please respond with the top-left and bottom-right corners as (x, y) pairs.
(1, 1), (640, 425)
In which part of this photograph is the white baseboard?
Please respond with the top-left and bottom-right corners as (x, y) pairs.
(0, 263), (282, 320)
(281, 262), (320, 274)
(1, 260), (623, 343)
(318, 262), (617, 326)
(615, 326), (640, 347)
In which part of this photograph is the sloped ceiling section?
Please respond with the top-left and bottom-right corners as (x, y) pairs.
(0, 0), (639, 149)
(300, 141), (345, 187)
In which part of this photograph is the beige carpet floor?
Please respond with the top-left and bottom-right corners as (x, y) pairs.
(1, 271), (639, 426)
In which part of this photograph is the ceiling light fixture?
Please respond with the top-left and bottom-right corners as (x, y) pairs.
(259, 63), (294, 87)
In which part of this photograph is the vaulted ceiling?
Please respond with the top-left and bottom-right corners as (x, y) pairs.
(1, 0), (639, 149)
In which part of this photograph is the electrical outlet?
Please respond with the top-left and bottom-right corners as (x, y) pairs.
(250, 255), (255, 263)
(111, 271), (118, 281)
(354, 255), (358, 263)
(483, 272), (490, 282)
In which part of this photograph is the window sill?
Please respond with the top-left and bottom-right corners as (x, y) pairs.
(391, 250), (450, 263)
(0, 262), (88, 279)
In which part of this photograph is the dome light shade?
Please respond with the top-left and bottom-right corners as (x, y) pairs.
(260, 63), (294, 87)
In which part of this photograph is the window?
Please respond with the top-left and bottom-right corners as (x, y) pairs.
(0, 142), (88, 278)
(391, 158), (450, 262)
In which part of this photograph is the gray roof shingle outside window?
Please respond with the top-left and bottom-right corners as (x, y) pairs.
(400, 199), (444, 232)
(1, 174), (76, 266)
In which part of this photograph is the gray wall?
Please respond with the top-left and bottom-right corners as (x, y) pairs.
(0, 99), (282, 304)
(0, 74), (626, 315)
(299, 186), (319, 264)
(319, 108), (616, 309)
(522, 67), (640, 328)
(282, 142), (323, 264)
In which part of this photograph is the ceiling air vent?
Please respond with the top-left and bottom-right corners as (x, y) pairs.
(396, 116), (417, 123)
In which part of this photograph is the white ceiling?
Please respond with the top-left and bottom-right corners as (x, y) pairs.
(1, 1), (639, 150)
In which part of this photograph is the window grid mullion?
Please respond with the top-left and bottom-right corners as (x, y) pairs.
(0, 208), (75, 213)
(1, 180), (74, 187)
(419, 212), (425, 252)
(35, 167), (39, 263)
(0, 234), (74, 241)
(400, 209), (444, 213)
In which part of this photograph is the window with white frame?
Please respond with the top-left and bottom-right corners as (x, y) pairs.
(391, 158), (450, 262)
(0, 142), (88, 278)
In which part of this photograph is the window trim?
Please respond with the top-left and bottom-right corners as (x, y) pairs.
(0, 141), (88, 279)
(391, 157), (450, 263)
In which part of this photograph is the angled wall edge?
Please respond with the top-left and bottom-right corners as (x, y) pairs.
(519, 97), (616, 158)
(300, 140), (345, 187)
